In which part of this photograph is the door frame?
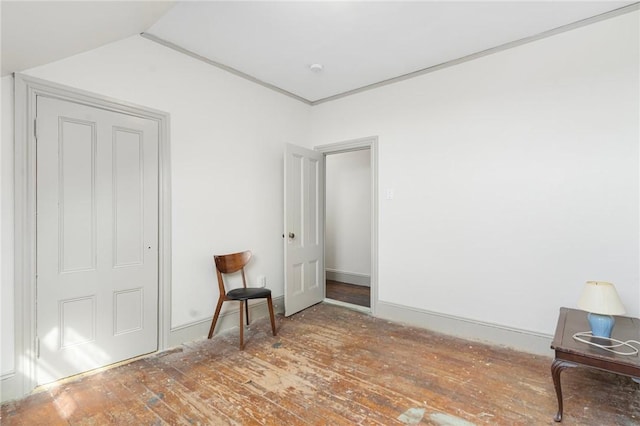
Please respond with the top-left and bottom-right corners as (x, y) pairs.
(315, 136), (378, 314)
(12, 74), (172, 398)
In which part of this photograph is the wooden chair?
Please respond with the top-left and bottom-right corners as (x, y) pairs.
(207, 250), (277, 349)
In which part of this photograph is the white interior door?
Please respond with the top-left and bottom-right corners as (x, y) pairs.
(36, 96), (159, 385)
(284, 143), (324, 316)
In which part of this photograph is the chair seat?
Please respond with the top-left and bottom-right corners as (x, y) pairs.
(227, 287), (272, 301)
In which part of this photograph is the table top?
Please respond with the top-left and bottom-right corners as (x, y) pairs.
(551, 307), (640, 373)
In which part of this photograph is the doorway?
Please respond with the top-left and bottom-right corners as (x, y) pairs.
(324, 149), (371, 309)
(316, 137), (378, 313)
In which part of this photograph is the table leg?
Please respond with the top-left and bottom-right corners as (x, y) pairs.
(551, 358), (577, 422)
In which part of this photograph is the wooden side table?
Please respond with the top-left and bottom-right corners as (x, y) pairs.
(550, 307), (640, 422)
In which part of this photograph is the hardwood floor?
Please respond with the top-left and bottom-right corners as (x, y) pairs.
(326, 280), (370, 307)
(2, 303), (638, 425)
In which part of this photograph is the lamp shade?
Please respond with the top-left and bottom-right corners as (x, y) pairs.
(577, 281), (625, 315)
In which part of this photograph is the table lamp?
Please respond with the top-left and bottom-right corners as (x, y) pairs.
(577, 281), (625, 338)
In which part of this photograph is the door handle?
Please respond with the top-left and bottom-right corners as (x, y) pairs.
(288, 232), (295, 239)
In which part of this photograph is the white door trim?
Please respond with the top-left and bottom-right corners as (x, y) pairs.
(12, 74), (171, 398)
(314, 136), (378, 315)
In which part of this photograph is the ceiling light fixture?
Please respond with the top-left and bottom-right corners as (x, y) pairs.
(309, 63), (324, 73)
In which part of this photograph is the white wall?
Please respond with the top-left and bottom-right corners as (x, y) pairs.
(325, 150), (371, 279)
(310, 11), (639, 335)
(1, 76), (15, 376)
(0, 34), (310, 352)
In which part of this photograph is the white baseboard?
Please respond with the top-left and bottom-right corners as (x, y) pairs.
(168, 295), (284, 347)
(326, 269), (370, 287)
(375, 301), (554, 357)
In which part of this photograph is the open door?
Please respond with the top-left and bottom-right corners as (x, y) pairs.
(284, 143), (324, 316)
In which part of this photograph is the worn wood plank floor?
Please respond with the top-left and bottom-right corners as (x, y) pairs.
(2, 303), (639, 425)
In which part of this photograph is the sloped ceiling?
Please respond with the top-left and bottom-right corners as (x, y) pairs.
(1, 1), (176, 76)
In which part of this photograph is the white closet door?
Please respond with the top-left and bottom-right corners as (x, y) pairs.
(36, 96), (158, 385)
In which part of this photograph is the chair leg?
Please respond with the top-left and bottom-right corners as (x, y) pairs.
(267, 295), (277, 336)
(208, 297), (224, 339)
(239, 300), (245, 350)
(245, 300), (250, 326)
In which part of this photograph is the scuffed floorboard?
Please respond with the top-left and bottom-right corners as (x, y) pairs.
(2, 303), (639, 425)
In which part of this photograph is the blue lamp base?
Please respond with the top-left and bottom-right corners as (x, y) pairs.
(587, 313), (615, 338)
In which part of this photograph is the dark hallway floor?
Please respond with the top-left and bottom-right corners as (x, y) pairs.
(326, 280), (370, 307)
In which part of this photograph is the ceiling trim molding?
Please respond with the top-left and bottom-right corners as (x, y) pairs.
(144, 2), (638, 106)
(310, 2), (640, 105)
(140, 32), (312, 106)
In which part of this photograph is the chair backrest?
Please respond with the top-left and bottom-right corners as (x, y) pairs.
(213, 251), (252, 295)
